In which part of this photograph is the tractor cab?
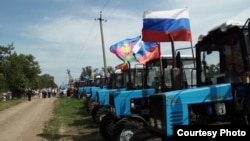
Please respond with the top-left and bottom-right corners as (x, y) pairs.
(144, 53), (196, 93)
(196, 19), (250, 86)
(192, 19), (250, 125)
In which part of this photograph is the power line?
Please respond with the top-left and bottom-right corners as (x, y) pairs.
(75, 0), (112, 71)
(75, 19), (96, 63)
(101, 0), (111, 11)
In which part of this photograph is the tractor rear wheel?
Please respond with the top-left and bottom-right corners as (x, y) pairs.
(99, 113), (116, 141)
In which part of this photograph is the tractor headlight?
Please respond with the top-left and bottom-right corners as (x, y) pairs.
(156, 119), (162, 129)
(214, 102), (226, 116)
(110, 107), (116, 113)
(242, 71), (250, 84)
(131, 100), (135, 109)
(149, 118), (155, 127)
(86, 93), (91, 98)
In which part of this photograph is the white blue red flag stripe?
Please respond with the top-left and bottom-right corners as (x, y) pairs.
(142, 8), (192, 42)
(133, 36), (160, 64)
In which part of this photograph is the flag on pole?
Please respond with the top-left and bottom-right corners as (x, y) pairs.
(115, 63), (129, 70)
(142, 8), (192, 42)
(109, 36), (140, 62)
(133, 38), (161, 64)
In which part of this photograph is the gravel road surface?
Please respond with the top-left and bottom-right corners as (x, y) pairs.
(0, 96), (56, 141)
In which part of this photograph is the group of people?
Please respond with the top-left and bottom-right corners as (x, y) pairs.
(26, 88), (58, 101)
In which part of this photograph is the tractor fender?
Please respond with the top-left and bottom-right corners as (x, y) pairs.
(127, 114), (149, 126)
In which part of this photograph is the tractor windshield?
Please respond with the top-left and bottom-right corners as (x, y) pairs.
(145, 55), (196, 91)
(196, 24), (250, 85)
(134, 67), (144, 88)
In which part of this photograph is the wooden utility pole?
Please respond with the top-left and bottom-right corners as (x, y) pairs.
(95, 11), (108, 82)
(67, 69), (74, 88)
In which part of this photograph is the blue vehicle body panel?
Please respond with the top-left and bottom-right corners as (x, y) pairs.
(163, 83), (233, 136)
(113, 88), (156, 117)
(90, 87), (103, 101)
(78, 87), (84, 94)
(98, 88), (126, 105)
(78, 86), (98, 96)
(84, 86), (96, 94)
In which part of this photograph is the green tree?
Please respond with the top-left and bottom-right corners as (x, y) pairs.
(101, 66), (114, 77)
(0, 43), (14, 92)
(0, 43), (58, 96)
(80, 66), (93, 80)
(1, 53), (41, 98)
(107, 66), (114, 74)
(0, 43), (14, 61)
(37, 74), (57, 88)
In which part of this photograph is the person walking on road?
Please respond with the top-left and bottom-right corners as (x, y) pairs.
(27, 88), (32, 101)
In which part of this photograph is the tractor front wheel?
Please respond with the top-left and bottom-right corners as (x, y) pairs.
(129, 127), (159, 141)
(112, 118), (141, 141)
(94, 107), (111, 125)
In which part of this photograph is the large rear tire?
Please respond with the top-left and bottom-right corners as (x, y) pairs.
(112, 118), (140, 141)
(99, 113), (116, 141)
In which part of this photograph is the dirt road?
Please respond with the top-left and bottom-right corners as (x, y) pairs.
(0, 96), (56, 141)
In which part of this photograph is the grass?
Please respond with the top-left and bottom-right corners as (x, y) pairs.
(0, 97), (26, 111)
(41, 97), (99, 141)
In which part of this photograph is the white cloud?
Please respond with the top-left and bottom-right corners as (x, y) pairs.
(2, 0), (250, 86)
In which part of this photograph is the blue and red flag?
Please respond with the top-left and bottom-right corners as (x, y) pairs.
(109, 36), (140, 62)
(133, 37), (160, 64)
(142, 8), (192, 42)
(115, 62), (129, 70)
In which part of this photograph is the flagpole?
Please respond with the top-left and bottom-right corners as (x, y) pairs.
(190, 41), (196, 68)
(95, 11), (108, 83)
(169, 34), (176, 68)
(159, 43), (163, 92)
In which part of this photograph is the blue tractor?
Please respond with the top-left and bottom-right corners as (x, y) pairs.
(83, 76), (107, 111)
(89, 66), (126, 124)
(99, 53), (196, 141)
(130, 18), (250, 140)
(76, 79), (95, 98)
(90, 63), (146, 124)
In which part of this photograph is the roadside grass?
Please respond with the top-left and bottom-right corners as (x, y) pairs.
(42, 97), (99, 141)
(0, 97), (26, 111)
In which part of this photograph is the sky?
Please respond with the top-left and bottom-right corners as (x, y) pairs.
(0, 0), (249, 86)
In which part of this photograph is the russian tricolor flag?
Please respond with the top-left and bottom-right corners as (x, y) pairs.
(142, 8), (192, 42)
(133, 37), (160, 64)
